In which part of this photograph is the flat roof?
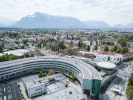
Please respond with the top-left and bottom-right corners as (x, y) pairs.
(34, 87), (85, 100)
(3, 49), (30, 56)
(96, 62), (117, 69)
(0, 55), (102, 80)
(47, 82), (65, 93)
(78, 51), (122, 57)
(24, 74), (66, 89)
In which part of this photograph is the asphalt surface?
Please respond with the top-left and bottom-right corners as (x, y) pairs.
(102, 62), (133, 100)
(0, 82), (21, 100)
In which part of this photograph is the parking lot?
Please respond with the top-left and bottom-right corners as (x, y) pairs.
(0, 82), (21, 100)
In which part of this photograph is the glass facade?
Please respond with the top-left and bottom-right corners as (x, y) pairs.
(91, 79), (101, 100)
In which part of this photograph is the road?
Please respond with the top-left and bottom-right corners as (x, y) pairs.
(101, 61), (133, 100)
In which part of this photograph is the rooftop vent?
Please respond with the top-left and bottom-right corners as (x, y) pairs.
(49, 78), (55, 82)
(69, 91), (72, 94)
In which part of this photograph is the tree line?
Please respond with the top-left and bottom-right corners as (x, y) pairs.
(103, 45), (128, 54)
(38, 68), (75, 81)
(0, 53), (34, 62)
(126, 76), (133, 100)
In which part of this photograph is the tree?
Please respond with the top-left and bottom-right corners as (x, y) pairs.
(71, 71), (75, 80)
(66, 48), (75, 55)
(113, 45), (118, 52)
(59, 41), (66, 49)
(60, 68), (64, 74)
(96, 40), (98, 45)
(60, 68), (62, 73)
(38, 71), (44, 78)
(31, 54), (34, 57)
(117, 37), (127, 47)
(22, 39), (28, 44)
(1, 42), (4, 48)
(68, 70), (71, 78)
(86, 45), (90, 51)
(42, 73), (46, 77)
(83, 43), (86, 48)
(126, 76), (133, 100)
(128, 77), (133, 86)
(78, 41), (81, 47)
(61, 68), (64, 75)
(94, 44), (98, 50)
(21, 46), (24, 49)
(126, 86), (133, 100)
(0, 45), (3, 53)
(116, 49), (120, 53)
(104, 45), (109, 52)
(47, 69), (55, 76)
(78, 40), (83, 47)
(120, 47), (128, 54)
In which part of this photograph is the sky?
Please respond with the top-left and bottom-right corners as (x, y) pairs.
(0, 0), (133, 26)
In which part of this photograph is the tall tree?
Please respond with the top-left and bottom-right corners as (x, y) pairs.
(0, 45), (3, 53)
(71, 71), (75, 81)
(104, 45), (109, 52)
(38, 71), (44, 78)
(113, 45), (118, 52)
(68, 70), (71, 78)
(47, 69), (55, 76)
(86, 45), (90, 51)
(94, 44), (98, 50)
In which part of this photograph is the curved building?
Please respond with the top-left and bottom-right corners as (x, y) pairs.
(0, 56), (102, 99)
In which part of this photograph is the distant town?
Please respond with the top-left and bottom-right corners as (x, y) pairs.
(0, 28), (133, 100)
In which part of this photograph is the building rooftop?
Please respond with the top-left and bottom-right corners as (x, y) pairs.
(46, 82), (65, 94)
(3, 49), (30, 56)
(24, 74), (66, 89)
(78, 51), (122, 57)
(34, 87), (85, 100)
(96, 62), (117, 69)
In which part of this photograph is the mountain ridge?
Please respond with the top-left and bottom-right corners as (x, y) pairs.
(11, 12), (87, 29)
(83, 20), (110, 29)
(0, 12), (131, 29)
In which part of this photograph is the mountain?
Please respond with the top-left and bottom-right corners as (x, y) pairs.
(113, 24), (124, 28)
(0, 23), (5, 27)
(125, 23), (133, 28)
(7, 12), (133, 29)
(0, 17), (16, 26)
(113, 23), (133, 29)
(12, 12), (87, 29)
(83, 20), (110, 29)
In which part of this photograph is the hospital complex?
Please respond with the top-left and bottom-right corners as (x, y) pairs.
(0, 52), (121, 100)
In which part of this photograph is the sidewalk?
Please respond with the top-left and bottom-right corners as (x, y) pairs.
(19, 82), (31, 100)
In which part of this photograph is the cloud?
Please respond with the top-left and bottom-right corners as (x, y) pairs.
(0, 0), (133, 25)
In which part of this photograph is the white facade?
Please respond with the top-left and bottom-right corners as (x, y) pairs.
(94, 54), (122, 64)
(24, 74), (66, 98)
(78, 51), (123, 64)
(28, 85), (46, 98)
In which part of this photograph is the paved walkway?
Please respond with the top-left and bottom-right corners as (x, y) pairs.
(19, 82), (31, 100)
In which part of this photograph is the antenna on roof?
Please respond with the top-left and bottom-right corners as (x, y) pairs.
(33, 80), (36, 84)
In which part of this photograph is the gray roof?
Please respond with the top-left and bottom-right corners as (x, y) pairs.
(34, 87), (85, 100)
(24, 73), (66, 89)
